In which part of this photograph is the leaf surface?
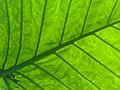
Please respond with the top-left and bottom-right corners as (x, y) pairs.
(0, 0), (120, 90)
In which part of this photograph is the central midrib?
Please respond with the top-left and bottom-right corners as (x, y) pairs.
(0, 20), (120, 78)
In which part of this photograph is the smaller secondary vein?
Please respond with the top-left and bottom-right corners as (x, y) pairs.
(106, 0), (118, 25)
(112, 26), (120, 30)
(14, 0), (23, 66)
(73, 43), (120, 79)
(2, 0), (11, 70)
(34, 0), (47, 57)
(15, 71), (44, 90)
(59, 0), (72, 45)
(80, 0), (92, 36)
(94, 34), (120, 52)
(33, 63), (72, 90)
(55, 52), (101, 90)
(8, 77), (27, 90)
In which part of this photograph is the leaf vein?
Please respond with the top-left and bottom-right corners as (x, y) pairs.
(1, 20), (120, 77)
(73, 43), (120, 79)
(33, 63), (72, 90)
(2, 0), (10, 70)
(80, 0), (92, 35)
(15, 71), (44, 90)
(106, 0), (118, 25)
(94, 34), (120, 52)
(34, 0), (47, 56)
(59, 0), (72, 45)
(14, 0), (23, 66)
(55, 52), (101, 90)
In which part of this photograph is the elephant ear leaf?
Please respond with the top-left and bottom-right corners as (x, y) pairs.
(0, 0), (120, 90)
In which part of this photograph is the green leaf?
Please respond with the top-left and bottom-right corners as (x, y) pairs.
(0, 0), (120, 89)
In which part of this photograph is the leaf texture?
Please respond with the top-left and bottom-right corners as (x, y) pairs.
(0, 0), (120, 90)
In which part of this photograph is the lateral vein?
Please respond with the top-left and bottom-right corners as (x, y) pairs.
(2, 0), (11, 70)
(55, 52), (101, 90)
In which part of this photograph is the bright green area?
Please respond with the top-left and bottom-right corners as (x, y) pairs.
(0, 0), (120, 90)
